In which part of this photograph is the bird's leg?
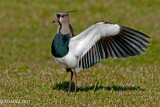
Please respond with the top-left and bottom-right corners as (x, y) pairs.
(66, 68), (73, 96)
(68, 70), (73, 95)
(74, 71), (77, 97)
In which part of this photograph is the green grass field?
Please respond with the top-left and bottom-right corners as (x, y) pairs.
(0, 0), (160, 106)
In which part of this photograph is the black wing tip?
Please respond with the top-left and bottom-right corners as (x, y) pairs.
(147, 36), (152, 39)
(121, 26), (152, 45)
(144, 35), (152, 39)
(146, 41), (151, 45)
(122, 26), (151, 38)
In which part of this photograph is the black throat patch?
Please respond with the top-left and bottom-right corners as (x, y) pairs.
(51, 31), (70, 58)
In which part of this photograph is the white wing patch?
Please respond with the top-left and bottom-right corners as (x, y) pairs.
(69, 22), (121, 58)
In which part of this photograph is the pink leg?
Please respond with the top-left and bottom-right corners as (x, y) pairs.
(68, 71), (73, 96)
(66, 68), (73, 96)
(74, 71), (77, 97)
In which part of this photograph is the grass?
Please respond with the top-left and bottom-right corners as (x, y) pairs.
(0, 0), (160, 106)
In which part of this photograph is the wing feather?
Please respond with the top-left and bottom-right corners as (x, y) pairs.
(109, 36), (124, 58)
(122, 26), (151, 39)
(112, 36), (130, 57)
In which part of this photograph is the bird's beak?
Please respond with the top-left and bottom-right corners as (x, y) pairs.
(53, 17), (59, 23)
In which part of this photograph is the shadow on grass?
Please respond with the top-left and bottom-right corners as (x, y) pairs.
(52, 81), (144, 92)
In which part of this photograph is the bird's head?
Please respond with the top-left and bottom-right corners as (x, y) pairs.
(53, 12), (69, 24)
(53, 11), (76, 24)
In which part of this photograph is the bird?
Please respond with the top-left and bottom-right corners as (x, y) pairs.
(51, 11), (151, 96)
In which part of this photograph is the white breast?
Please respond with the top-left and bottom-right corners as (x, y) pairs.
(53, 52), (78, 68)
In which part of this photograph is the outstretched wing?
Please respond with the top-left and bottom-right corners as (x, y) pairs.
(69, 22), (151, 69)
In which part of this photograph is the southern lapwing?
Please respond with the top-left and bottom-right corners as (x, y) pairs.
(51, 11), (151, 96)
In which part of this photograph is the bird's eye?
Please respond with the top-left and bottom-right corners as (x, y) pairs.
(61, 15), (65, 18)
